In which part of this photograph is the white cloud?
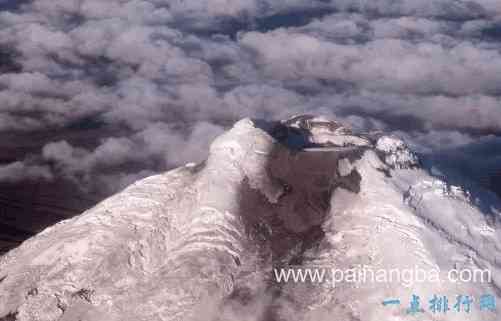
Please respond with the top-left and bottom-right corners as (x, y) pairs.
(241, 30), (501, 95)
(1, 0), (501, 194)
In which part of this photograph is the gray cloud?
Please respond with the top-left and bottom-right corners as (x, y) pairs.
(0, 161), (52, 182)
(1, 0), (501, 195)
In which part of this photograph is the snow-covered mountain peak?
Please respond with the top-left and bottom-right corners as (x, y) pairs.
(274, 114), (372, 149)
(0, 117), (500, 321)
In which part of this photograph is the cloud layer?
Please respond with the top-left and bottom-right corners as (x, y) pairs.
(1, 0), (501, 194)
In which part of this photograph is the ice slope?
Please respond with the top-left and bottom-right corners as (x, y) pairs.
(0, 117), (500, 321)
